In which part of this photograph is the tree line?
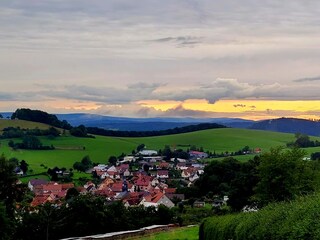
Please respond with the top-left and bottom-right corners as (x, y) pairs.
(180, 147), (320, 211)
(87, 122), (226, 137)
(10, 108), (227, 138)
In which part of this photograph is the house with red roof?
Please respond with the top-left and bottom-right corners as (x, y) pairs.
(140, 192), (174, 209)
(28, 179), (49, 192)
(30, 193), (56, 207)
(135, 174), (152, 191)
(157, 170), (169, 179)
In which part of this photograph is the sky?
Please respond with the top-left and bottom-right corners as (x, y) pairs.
(1, 0), (320, 120)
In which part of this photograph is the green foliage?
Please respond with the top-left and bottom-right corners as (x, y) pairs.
(11, 108), (72, 129)
(200, 192), (320, 240)
(8, 135), (54, 150)
(0, 155), (18, 216)
(287, 133), (320, 148)
(69, 125), (94, 138)
(73, 155), (93, 172)
(254, 147), (316, 206)
(136, 143), (145, 152)
(311, 152), (320, 160)
(0, 201), (14, 240)
(108, 156), (117, 166)
(15, 195), (175, 239)
(195, 157), (259, 211)
(87, 122), (226, 137)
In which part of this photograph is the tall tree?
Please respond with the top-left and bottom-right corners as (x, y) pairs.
(254, 147), (316, 206)
(0, 155), (18, 216)
(20, 160), (28, 174)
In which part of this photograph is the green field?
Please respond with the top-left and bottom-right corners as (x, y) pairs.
(1, 123), (320, 174)
(0, 119), (53, 131)
(127, 225), (199, 240)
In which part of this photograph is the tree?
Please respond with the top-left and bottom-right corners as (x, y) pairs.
(19, 160), (28, 175)
(108, 156), (117, 166)
(73, 156), (93, 172)
(65, 188), (80, 201)
(311, 152), (320, 160)
(22, 135), (42, 149)
(162, 145), (172, 160)
(0, 201), (14, 240)
(136, 144), (145, 152)
(254, 147), (316, 206)
(143, 164), (150, 173)
(73, 162), (85, 172)
(0, 155), (18, 216)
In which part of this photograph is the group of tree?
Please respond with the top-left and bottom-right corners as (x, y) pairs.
(47, 167), (73, 182)
(11, 108), (72, 130)
(186, 147), (319, 211)
(73, 156), (93, 172)
(8, 136), (54, 150)
(158, 145), (190, 161)
(0, 155), (30, 239)
(287, 133), (320, 148)
(69, 125), (95, 138)
(14, 195), (174, 240)
(1, 126), (60, 139)
(86, 122), (226, 137)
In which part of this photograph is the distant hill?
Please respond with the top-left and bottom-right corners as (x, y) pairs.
(250, 118), (320, 136)
(56, 113), (254, 131)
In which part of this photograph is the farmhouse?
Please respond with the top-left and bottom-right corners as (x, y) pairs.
(189, 151), (208, 159)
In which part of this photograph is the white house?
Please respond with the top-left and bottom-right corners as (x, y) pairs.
(139, 150), (158, 156)
(140, 192), (175, 209)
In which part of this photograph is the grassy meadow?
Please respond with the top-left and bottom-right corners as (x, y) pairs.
(0, 119), (53, 131)
(127, 225), (199, 240)
(1, 119), (320, 175)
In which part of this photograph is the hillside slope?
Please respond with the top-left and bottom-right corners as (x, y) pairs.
(0, 119), (55, 131)
(0, 126), (309, 174)
(250, 118), (320, 136)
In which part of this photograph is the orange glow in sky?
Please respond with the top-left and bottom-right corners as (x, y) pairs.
(138, 99), (320, 120)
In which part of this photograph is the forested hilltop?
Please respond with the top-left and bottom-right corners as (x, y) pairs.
(10, 108), (226, 137)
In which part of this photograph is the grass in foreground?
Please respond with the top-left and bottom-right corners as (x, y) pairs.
(127, 225), (199, 240)
(200, 192), (320, 240)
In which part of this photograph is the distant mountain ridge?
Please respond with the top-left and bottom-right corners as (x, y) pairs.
(55, 113), (254, 131)
(2, 112), (320, 136)
(250, 118), (320, 136)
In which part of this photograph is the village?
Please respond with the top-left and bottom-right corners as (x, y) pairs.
(27, 149), (216, 209)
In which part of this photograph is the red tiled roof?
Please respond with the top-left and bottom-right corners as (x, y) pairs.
(164, 188), (176, 194)
(135, 175), (151, 186)
(61, 183), (74, 190)
(145, 192), (164, 203)
(43, 183), (62, 193)
(157, 170), (169, 176)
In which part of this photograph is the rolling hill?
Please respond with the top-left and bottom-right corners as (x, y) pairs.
(0, 119), (55, 131)
(55, 113), (254, 131)
(250, 118), (320, 136)
(2, 119), (319, 175)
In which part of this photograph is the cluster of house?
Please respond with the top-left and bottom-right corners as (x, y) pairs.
(28, 150), (208, 209)
(28, 179), (74, 206)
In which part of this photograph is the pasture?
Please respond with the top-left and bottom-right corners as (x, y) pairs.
(1, 122), (319, 174)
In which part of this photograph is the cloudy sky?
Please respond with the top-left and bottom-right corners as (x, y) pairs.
(1, 0), (320, 120)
